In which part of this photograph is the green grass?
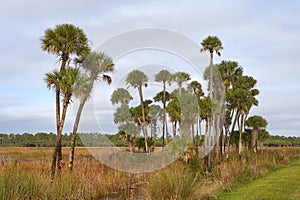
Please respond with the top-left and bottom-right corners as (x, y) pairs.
(217, 157), (300, 200)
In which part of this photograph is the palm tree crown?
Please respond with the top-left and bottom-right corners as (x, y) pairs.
(41, 23), (90, 71)
(200, 36), (223, 56)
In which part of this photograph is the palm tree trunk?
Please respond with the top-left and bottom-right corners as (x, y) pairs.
(228, 110), (239, 154)
(252, 128), (258, 153)
(195, 116), (199, 153)
(204, 117), (210, 171)
(162, 82), (166, 147)
(153, 119), (157, 146)
(51, 85), (61, 180)
(238, 113), (244, 156)
(138, 86), (148, 152)
(69, 100), (85, 171)
(206, 51), (213, 172)
(51, 59), (68, 180)
(172, 122), (176, 138)
(215, 114), (220, 161)
(191, 122), (195, 141)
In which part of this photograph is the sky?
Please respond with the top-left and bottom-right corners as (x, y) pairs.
(0, 0), (299, 136)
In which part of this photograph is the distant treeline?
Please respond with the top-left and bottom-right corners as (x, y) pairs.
(0, 133), (127, 147)
(0, 132), (299, 147)
(264, 135), (300, 147)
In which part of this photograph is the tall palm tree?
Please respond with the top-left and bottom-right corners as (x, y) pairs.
(216, 60), (243, 154)
(228, 75), (259, 155)
(200, 36), (223, 170)
(245, 115), (267, 153)
(155, 70), (172, 148)
(166, 97), (181, 137)
(188, 81), (204, 152)
(69, 52), (114, 171)
(41, 24), (90, 179)
(45, 67), (79, 178)
(126, 70), (149, 152)
(149, 104), (163, 146)
(153, 90), (171, 146)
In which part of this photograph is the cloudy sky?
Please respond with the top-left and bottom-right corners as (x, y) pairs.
(0, 0), (299, 136)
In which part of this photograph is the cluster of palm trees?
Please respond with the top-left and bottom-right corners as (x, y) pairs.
(41, 24), (114, 179)
(41, 23), (269, 178)
(110, 36), (269, 167)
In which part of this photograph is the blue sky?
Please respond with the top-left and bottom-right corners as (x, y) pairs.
(0, 0), (299, 136)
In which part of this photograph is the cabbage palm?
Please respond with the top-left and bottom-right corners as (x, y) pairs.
(245, 115), (267, 153)
(41, 24), (90, 72)
(228, 75), (259, 155)
(45, 67), (79, 178)
(126, 70), (149, 152)
(41, 24), (90, 179)
(69, 52), (114, 171)
(172, 72), (191, 95)
(188, 81), (204, 152)
(155, 70), (172, 147)
(110, 88), (133, 106)
(201, 36), (223, 170)
(216, 60), (243, 154)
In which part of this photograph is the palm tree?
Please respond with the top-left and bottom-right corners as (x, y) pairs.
(45, 67), (79, 178)
(41, 24), (90, 179)
(126, 70), (149, 152)
(41, 24), (90, 73)
(228, 75), (259, 155)
(149, 104), (163, 146)
(200, 36), (223, 170)
(155, 70), (172, 148)
(69, 52), (114, 171)
(216, 60), (243, 154)
(153, 90), (171, 146)
(118, 123), (140, 152)
(245, 115), (268, 153)
(166, 98), (181, 137)
(111, 88), (133, 106)
(172, 72), (191, 95)
(188, 81), (204, 152)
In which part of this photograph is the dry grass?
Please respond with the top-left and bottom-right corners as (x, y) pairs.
(0, 147), (149, 199)
(0, 147), (300, 199)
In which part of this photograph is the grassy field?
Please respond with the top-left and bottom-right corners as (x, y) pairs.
(0, 147), (300, 199)
(217, 157), (300, 200)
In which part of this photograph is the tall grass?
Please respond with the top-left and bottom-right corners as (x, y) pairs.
(144, 162), (202, 200)
(0, 147), (299, 199)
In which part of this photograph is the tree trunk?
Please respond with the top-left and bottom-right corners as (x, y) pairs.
(195, 116), (199, 153)
(238, 113), (244, 156)
(215, 114), (220, 161)
(51, 85), (61, 180)
(69, 101), (85, 171)
(172, 122), (176, 138)
(162, 82), (166, 147)
(228, 110), (239, 154)
(153, 119), (157, 146)
(191, 122), (195, 143)
(138, 86), (148, 152)
(251, 128), (258, 153)
(204, 117), (210, 171)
